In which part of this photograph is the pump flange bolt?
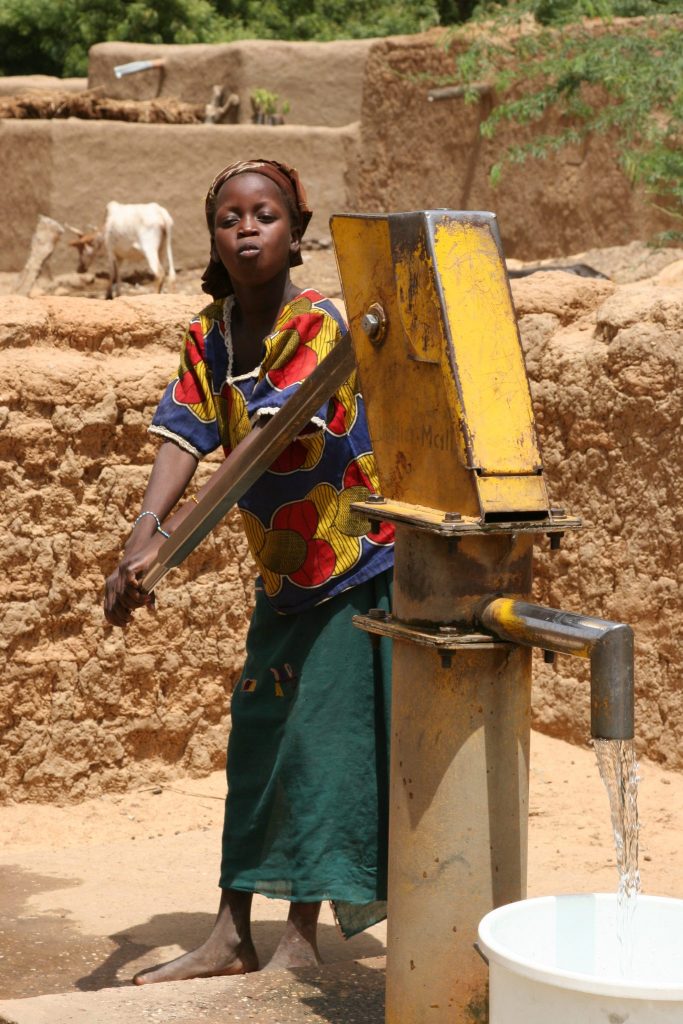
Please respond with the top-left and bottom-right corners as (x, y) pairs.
(368, 607), (387, 621)
(443, 511), (462, 523)
(362, 312), (381, 336)
(360, 303), (387, 346)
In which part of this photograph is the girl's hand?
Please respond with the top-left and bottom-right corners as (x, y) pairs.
(103, 533), (165, 628)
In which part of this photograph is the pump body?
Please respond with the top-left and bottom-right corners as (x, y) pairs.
(330, 210), (634, 1023)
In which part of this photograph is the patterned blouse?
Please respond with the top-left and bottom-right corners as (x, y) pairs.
(150, 289), (394, 613)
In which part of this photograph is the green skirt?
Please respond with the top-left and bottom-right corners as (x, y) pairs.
(220, 569), (392, 938)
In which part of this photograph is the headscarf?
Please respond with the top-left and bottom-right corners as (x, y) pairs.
(201, 158), (313, 299)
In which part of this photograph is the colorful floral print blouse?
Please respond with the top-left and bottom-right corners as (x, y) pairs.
(150, 289), (394, 614)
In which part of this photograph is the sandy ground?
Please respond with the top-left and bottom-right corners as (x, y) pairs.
(1, 730), (681, 1004)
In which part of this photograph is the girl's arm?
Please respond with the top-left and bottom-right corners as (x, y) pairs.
(104, 441), (198, 628)
(125, 442), (199, 555)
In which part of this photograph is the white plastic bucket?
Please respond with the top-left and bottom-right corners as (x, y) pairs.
(478, 894), (683, 1023)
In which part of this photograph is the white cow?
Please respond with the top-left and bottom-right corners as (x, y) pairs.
(103, 201), (176, 299)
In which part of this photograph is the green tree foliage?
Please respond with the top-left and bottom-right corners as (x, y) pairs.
(213, 0), (442, 39)
(0, 0), (236, 77)
(436, 0), (480, 23)
(0, 0), (445, 78)
(445, 1), (683, 232)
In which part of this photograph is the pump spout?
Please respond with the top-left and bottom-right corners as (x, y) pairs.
(479, 598), (634, 740)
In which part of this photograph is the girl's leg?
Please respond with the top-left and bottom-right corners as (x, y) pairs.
(133, 889), (258, 985)
(264, 901), (322, 970)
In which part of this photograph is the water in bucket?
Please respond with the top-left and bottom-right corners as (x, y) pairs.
(479, 892), (683, 1023)
(479, 739), (683, 1023)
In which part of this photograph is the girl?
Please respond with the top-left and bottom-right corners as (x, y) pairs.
(104, 159), (394, 983)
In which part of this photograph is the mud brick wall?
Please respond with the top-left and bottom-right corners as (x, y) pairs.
(0, 295), (255, 801)
(518, 269), (683, 762)
(356, 31), (677, 260)
(0, 119), (359, 274)
(1, 267), (682, 801)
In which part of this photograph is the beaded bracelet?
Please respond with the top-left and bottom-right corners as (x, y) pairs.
(134, 510), (171, 539)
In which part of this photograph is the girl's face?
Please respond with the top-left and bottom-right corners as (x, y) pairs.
(212, 173), (301, 289)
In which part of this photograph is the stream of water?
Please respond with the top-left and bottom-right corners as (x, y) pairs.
(594, 737), (641, 975)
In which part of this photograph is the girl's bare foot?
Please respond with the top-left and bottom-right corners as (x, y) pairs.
(133, 941), (258, 984)
(263, 901), (323, 971)
(133, 889), (259, 985)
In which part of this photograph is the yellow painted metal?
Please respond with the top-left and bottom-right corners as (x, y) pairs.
(352, 496), (581, 537)
(433, 219), (539, 477)
(394, 235), (443, 365)
(476, 474), (548, 515)
(330, 213), (482, 518)
(330, 211), (549, 521)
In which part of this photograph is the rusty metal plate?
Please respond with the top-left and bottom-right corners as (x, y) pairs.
(352, 497), (582, 537)
(352, 612), (512, 650)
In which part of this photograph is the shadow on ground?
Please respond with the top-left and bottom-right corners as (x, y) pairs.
(0, 864), (114, 999)
(0, 865), (385, 1001)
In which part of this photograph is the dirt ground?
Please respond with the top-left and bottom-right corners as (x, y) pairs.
(2, 236), (679, 306)
(1, 730), (682, 1006)
(0, 245), (343, 306)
